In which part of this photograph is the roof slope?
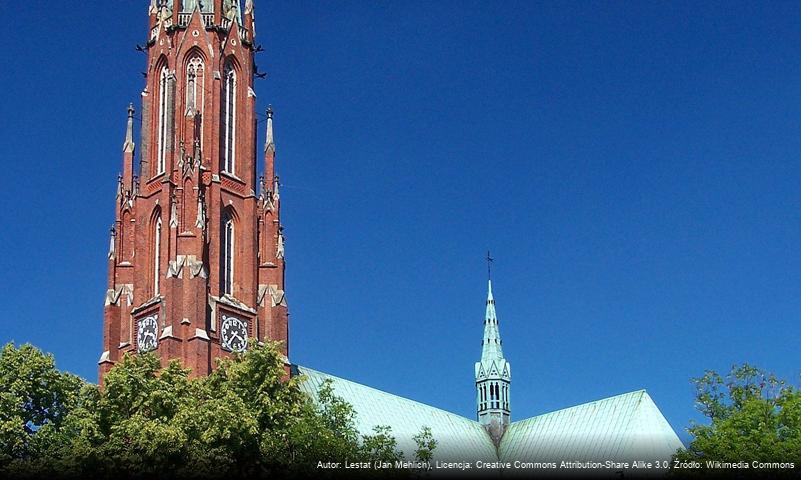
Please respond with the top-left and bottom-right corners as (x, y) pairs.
(296, 366), (499, 462)
(499, 390), (683, 465)
(296, 366), (683, 472)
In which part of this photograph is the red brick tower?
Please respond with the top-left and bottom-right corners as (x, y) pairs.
(99, 0), (287, 381)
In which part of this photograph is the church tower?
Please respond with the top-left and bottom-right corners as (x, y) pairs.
(475, 270), (511, 443)
(99, 0), (288, 381)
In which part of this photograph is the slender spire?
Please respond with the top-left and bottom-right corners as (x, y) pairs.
(481, 279), (503, 361)
(264, 105), (274, 153)
(123, 103), (135, 153)
(475, 255), (511, 443)
(263, 107), (276, 199)
(482, 250), (502, 360)
(121, 104), (136, 194)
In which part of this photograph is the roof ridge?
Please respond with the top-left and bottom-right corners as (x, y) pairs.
(510, 389), (647, 426)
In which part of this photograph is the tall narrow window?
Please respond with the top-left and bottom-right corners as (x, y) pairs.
(157, 66), (170, 175)
(186, 57), (204, 114)
(222, 214), (234, 295)
(222, 64), (236, 174)
(186, 57), (204, 147)
(154, 215), (162, 296)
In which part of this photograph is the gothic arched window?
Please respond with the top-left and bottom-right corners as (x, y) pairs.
(186, 57), (204, 114)
(221, 212), (234, 296)
(157, 66), (170, 175)
(153, 214), (163, 296)
(222, 63), (236, 175)
(186, 57), (204, 147)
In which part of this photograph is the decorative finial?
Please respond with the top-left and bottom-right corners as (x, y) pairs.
(487, 250), (494, 282)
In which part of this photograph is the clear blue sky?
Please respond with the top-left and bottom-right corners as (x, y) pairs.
(2, 1), (801, 444)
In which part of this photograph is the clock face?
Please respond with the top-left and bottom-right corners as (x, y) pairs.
(137, 315), (159, 353)
(220, 315), (248, 352)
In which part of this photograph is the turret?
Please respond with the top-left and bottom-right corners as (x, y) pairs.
(475, 255), (511, 444)
(256, 106), (288, 359)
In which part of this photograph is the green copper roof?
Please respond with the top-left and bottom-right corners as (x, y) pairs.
(296, 366), (499, 462)
(499, 390), (683, 465)
(296, 366), (682, 468)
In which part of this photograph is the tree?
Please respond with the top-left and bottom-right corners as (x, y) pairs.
(673, 364), (801, 477)
(412, 426), (437, 464)
(0, 341), (426, 479)
(0, 343), (84, 473)
(361, 425), (404, 464)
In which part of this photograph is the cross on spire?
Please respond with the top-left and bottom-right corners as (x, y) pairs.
(487, 250), (494, 281)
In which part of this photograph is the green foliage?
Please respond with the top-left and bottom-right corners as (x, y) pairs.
(0, 341), (429, 479)
(412, 426), (436, 464)
(361, 425), (403, 463)
(0, 343), (83, 469)
(674, 364), (801, 476)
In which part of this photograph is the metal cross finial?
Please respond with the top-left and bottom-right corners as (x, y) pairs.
(487, 250), (494, 281)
